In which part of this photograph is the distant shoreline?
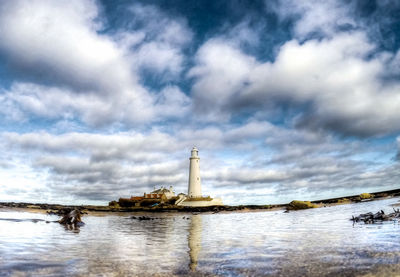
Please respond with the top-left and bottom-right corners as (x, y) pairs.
(1, 188), (400, 214)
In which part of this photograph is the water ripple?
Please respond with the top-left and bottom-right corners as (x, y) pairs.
(1, 198), (400, 276)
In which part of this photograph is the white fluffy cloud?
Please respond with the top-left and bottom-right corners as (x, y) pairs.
(126, 4), (193, 78)
(0, 82), (190, 126)
(0, 0), (192, 126)
(188, 0), (400, 136)
(190, 31), (400, 136)
(188, 39), (257, 121)
(0, 0), (135, 92)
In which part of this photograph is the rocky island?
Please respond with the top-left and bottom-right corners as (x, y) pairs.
(2, 188), (400, 215)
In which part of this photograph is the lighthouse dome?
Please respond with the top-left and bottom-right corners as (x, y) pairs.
(191, 147), (199, 157)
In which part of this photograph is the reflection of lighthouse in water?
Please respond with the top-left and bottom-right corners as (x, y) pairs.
(188, 215), (202, 271)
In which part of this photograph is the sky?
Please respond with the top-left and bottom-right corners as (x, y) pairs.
(0, 0), (400, 205)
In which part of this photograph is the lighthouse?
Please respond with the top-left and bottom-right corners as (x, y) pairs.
(188, 147), (201, 198)
(175, 147), (223, 206)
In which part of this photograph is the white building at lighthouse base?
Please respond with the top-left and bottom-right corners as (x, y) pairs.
(175, 195), (223, 207)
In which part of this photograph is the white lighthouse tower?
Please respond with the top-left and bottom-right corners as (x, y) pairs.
(188, 147), (201, 198)
(175, 147), (223, 206)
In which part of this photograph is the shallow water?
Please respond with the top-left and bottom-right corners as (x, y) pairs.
(1, 198), (400, 276)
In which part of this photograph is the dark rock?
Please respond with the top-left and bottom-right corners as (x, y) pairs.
(352, 208), (400, 224)
(46, 210), (58, 215)
(58, 209), (84, 228)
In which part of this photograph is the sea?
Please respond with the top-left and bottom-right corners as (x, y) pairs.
(1, 197), (400, 276)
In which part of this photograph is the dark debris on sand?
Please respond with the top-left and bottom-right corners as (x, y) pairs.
(351, 208), (400, 224)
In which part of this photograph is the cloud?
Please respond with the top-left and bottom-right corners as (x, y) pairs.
(0, 0), (132, 92)
(154, 86), (191, 119)
(188, 39), (256, 121)
(187, 1), (400, 137)
(272, 0), (357, 39)
(0, 82), (191, 126)
(3, 130), (179, 160)
(2, 130), (187, 203)
(190, 30), (400, 136)
(0, 0), (192, 126)
(1, 0), (399, 205)
(3, 121), (398, 204)
(124, 4), (193, 78)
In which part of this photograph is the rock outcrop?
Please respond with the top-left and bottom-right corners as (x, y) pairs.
(352, 209), (400, 223)
(58, 209), (84, 228)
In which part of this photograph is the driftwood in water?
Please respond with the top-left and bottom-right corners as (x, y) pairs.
(351, 208), (400, 223)
(131, 215), (168, 221)
(58, 209), (84, 227)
